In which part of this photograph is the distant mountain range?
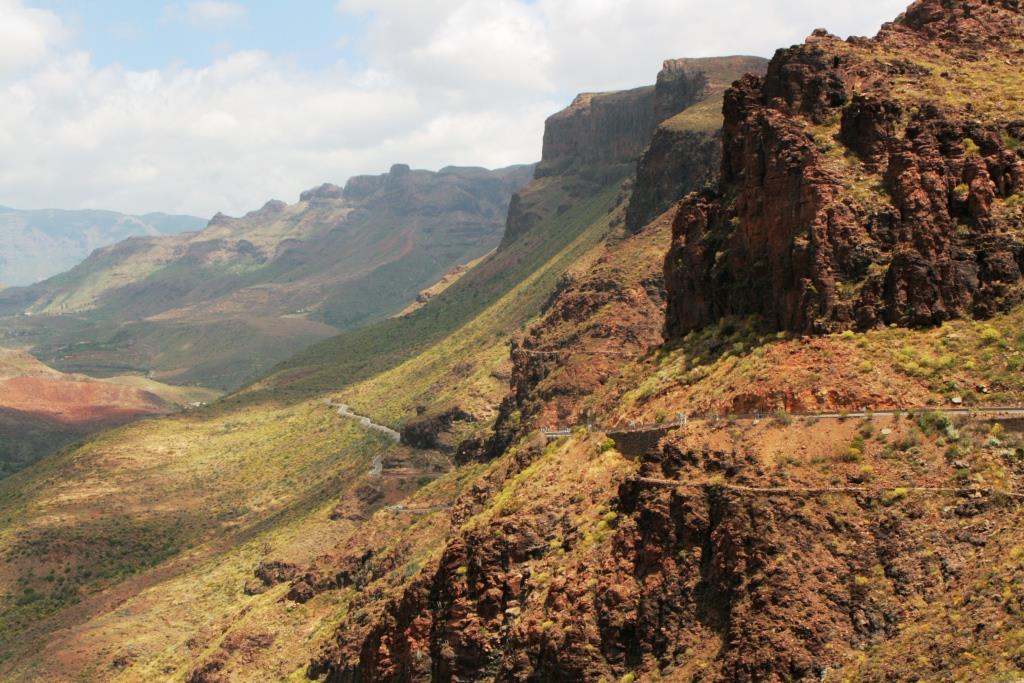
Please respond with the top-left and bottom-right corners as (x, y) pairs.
(0, 164), (533, 390)
(0, 206), (206, 287)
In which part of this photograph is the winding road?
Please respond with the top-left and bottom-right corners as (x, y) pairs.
(325, 400), (400, 442)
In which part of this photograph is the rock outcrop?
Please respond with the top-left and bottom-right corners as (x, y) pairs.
(664, 0), (1024, 338)
(400, 406), (475, 452)
(499, 213), (672, 436)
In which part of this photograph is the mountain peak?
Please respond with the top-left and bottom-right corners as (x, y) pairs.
(389, 163), (411, 176)
(299, 183), (345, 203)
(890, 0), (1022, 42)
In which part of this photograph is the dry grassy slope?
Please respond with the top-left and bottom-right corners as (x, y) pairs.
(394, 251), (493, 318)
(0, 397), (400, 681)
(0, 167), (625, 682)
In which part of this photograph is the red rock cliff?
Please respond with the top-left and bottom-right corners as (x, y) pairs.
(664, 0), (1024, 338)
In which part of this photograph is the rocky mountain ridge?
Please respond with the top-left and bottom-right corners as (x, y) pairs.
(0, 164), (532, 390)
(296, 4), (1024, 682)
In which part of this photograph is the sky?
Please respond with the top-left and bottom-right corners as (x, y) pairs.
(0, 0), (913, 218)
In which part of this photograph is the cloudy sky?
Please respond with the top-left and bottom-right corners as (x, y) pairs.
(1, 0), (911, 218)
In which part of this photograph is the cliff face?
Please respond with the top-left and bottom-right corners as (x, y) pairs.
(505, 57), (768, 249)
(664, 0), (1024, 338)
(501, 85), (653, 247)
(488, 58), (768, 451)
(536, 87), (657, 179)
(533, 57), (744, 182)
(626, 56), (769, 232)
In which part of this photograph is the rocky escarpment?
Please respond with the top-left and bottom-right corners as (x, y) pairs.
(664, 0), (1024, 338)
(536, 56), (740, 182)
(626, 57), (769, 233)
(503, 57), (758, 248)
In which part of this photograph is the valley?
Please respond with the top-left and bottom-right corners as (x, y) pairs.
(0, 1), (1022, 682)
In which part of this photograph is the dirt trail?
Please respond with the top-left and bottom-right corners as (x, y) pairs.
(544, 406), (1024, 439)
(636, 477), (1024, 500)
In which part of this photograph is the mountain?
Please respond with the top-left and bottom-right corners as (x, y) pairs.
(0, 347), (217, 476)
(1, 3), (1023, 681)
(312, 5), (1024, 681)
(0, 164), (533, 390)
(0, 206), (205, 287)
(0, 52), (761, 681)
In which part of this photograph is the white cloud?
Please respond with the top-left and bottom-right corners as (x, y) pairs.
(0, 46), (552, 217)
(0, 0), (65, 73)
(163, 1), (247, 30)
(344, 0), (913, 96)
(1, 0), (914, 217)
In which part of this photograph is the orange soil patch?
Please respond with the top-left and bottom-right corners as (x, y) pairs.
(0, 376), (167, 425)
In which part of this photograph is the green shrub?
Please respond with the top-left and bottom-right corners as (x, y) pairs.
(918, 411), (952, 436)
(883, 487), (909, 505)
(772, 409), (793, 426)
(838, 447), (863, 463)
